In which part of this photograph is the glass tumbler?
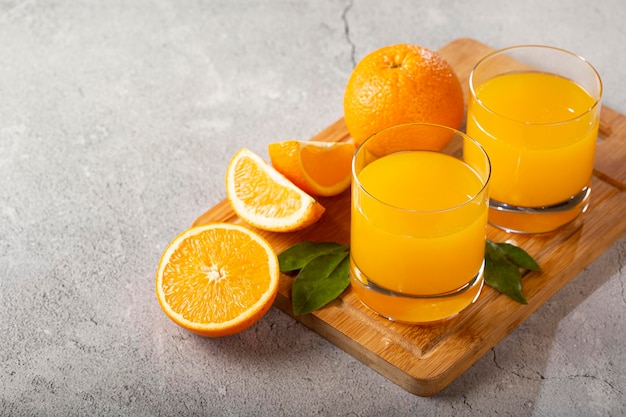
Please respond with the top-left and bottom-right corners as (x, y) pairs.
(350, 123), (491, 323)
(466, 45), (602, 233)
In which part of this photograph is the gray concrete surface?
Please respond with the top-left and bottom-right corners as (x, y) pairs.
(1, 1), (625, 416)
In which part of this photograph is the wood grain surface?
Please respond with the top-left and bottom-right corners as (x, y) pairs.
(193, 38), (626, 396)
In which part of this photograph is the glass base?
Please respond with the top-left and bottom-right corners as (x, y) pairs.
(488, 186), (591, 234)
(350, 258), (484, 324)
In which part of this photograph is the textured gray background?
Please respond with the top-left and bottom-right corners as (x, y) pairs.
(1, 1), (625, 416)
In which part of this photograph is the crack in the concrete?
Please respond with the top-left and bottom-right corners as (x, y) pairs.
(491, 348), (502, 369)
(620, 272), (626, 306)
(492, 348), (544, 381)
(567, 373), (623, 395)
(341, 0), (356, 68)
(462, 393), (473, 410)
(493, 348), (622, 394)
(617, 242), (626, 306)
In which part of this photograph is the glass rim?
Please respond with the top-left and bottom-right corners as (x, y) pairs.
(351, 122), (491, 214)
(468, 44), (603, 126)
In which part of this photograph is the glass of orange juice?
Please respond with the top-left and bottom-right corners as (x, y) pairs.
(350, 123), (491, 323)
(466, 45), (602, 233)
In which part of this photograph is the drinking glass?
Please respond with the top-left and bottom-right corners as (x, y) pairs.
(350, 123), (491, 323)
(466, 45), (602, 233)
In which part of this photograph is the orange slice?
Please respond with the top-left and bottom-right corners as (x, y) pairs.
(226, 148), (325, 232)
(156, 223), (279, 337)
(268, 140), (356, 197)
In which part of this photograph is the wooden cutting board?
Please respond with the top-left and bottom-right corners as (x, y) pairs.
(193, 38), (626, 396)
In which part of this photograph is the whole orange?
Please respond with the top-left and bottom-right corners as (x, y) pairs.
(343, 44), (464, 146)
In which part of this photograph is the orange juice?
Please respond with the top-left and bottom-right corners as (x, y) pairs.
(467, 71), (598, 207)
(466, 50), (601, 234)
(350, 149), (489, 323)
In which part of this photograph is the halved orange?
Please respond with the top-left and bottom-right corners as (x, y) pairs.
(226, 148), (325, 232)
(156, 223), (279, 337)
(268, 140), (356, 197)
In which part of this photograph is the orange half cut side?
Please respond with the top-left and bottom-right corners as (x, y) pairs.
(156, 223), (279, 337)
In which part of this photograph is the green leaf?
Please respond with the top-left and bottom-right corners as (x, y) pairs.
(484, 251), (527, 304)
(292, 252), (350, 315)
(496, 241), (541, 271)
(484, 240), (540, 304)
(278, 241), (349, 272)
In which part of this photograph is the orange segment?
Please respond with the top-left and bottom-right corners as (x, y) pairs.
(268, 140), (356, 197)
(226, 148), (325, 232)
(156, 223), (279, 337)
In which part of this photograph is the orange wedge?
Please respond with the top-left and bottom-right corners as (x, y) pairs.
(226, 148), (325, 232)
(156, 223), (279, 337)
(268, 140), (356, 197)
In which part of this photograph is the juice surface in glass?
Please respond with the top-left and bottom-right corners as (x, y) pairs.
(350, 150), (488, 322)
(466, 71), (598, 208)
